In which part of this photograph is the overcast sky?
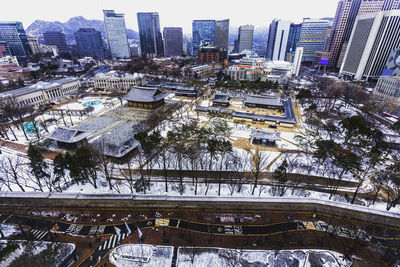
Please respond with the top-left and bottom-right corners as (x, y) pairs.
(4, 0), (339, 33)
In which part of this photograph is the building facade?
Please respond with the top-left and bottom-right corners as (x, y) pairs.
(286, 23), (302, 58)
(325, 0), (400, 69)
(266, 20), (290, 61)
(74, 28), (105, 59)
(137, 12), (164, 57)
(103, 10), (130, 59)
(340, 10), (400, 80)
(296, 19), (329, 63)
(192, 20), (216, 56)
(0, 77), (80, 108)
(43, 31), (68, 53)
(163, 27), (183, 57)
(27, 36), (41, 55)
(0, 21), (32, 57)
(373, 76), (400, 104)
(238, 25), (254, 53)
(293, 47), (303, 77)
(92, 71), (145, 91)
(198, 47), (221, 64)
(215, 19), (229, 50)
(0, 41), (11, 57)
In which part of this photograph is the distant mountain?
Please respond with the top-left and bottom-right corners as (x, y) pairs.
(26, 16), (139, 45)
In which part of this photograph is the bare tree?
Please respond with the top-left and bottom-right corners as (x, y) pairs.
(251, 150), (269, 195)
(0, 155), (26, 192)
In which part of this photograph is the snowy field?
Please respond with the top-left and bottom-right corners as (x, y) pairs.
(109, 244), (173, 267)
(176, 247), (351, 267)
(0, 240), (75, 267)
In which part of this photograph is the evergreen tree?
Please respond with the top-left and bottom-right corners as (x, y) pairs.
(27, 143), (49, 191)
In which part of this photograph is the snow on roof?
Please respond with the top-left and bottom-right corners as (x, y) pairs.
(49, 127), (92, 143)
(123, 87), (168, 103)
(244, 94), (283, 107)
(250, 128), (281, 141)
(97, 121), (144, 158)
(212, 94), (230, 103)
(75, 117), (117, 131)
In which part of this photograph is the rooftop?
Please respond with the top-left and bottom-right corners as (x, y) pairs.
(250, 128), (281, 141)
(48, 127), (92, 143)
(244, 94), (283, 107)
(123, 87), (169, 103)
(0, 77), (78, 98)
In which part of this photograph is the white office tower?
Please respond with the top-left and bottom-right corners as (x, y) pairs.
(103, 10), (130, 59)
(293, 47), (303, 77)
(266, 19), (291, 61)
(238, 25), (254, 53)
(340, 10), (400, 80)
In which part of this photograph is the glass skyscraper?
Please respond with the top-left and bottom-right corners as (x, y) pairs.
(137, 12), (164, 58)
(215, 19), (229, 50)
(297, 19), (329, 63)
(43, 31), (68, 53)
(103, 10), (130, 59)
(163, 27), (183, 57)
(286, 23), (302, 56)
(192, 20), (215, 56)
(266, 19), (291, 61)
(74, 28), (105, 59)
(0, 21), (32, 57)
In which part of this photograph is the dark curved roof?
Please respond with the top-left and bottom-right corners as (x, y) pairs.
(123, 87), (169, 103)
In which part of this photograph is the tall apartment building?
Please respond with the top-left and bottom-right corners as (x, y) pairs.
(326, 0), (400, 69)
(137, 12), (164, 57)
(43, 31), (68, 53)
(27, 36), (40, 55)
(74, 28), (105, 59)
(286, 23), (302, 57)
(0, 21), (32, 57)
(215, 19), (229, 50)
(340, 10), (400, 80)
(266, 19), (290, 61)
(192, 20), (215, 56)
(238, 25), (254, 53)
(293, 47), (304, 77)
(296, 19), (330, 63)
(103, 10), (130, 59)
(163, 27), (183, 57)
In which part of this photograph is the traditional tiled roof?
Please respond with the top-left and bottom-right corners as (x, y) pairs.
(49, 127), (92, 143)
(212, 94), (230, 103)
(244, 94), (283, 107)
(250, 128), (281, 141)
(123, 87), (169, 103)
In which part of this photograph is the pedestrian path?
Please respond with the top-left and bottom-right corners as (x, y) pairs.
(98, 233), (127, 250)
(31, 229), (48, 240)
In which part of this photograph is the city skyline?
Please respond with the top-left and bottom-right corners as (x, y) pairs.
(3, 0), (339, 34)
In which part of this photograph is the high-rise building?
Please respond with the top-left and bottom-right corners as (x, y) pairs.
(296, 19), (329, 63)
(43, 31), (68, 53)
(192, 20), (215, 56)
(238, 25), (254, 53)
(137, 12), (164, 57)
(286, 23), (302, 57)
(0, 21), (32, 57)
(74, 28), (105, 59)
(103, 10), (130, 59)
(215, 19), (229, 50)
(266, 19), (290, 61)
(293, 47), (304, 77)
(326, 0), (400, 69)
(340, 10), (400, 80)
(163, 27), (183, 57)
(27, 36), (40, 55)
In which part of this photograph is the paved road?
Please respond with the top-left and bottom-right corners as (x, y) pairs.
(2, 211), (397, 266)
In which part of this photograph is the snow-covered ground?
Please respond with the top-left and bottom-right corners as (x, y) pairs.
(176, 247), (351, 267)
(0, 240), (75, 267)
(0, 224), (20, 239)
(109, 244), (174, 267)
